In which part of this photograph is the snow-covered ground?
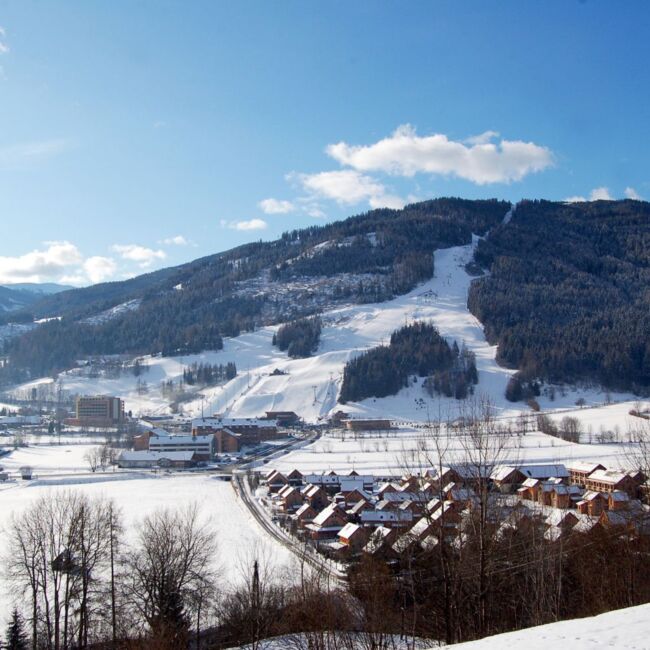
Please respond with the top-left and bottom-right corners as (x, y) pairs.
(271, 426), (634, 475)
(10, 241), (642, 429)
(445, 603), (650, 649)
(0, 473), (295, 621)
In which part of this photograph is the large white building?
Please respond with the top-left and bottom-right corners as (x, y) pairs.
(148, 434), (215, 460)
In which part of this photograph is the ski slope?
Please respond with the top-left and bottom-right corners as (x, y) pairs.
(10, 241), (643, 429)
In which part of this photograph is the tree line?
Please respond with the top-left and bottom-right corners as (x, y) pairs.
(339, 321), (478, 403)
(0, 198), (508, 382)
(272, 316), (322, 358)
(468, 199), (650, 394)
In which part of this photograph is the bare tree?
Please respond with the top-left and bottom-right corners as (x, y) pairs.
(122, 504), (218, 648)
(5, 492), (122, 649)
(83, 447), (103, 473)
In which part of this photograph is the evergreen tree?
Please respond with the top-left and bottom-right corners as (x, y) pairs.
(4, 609), (28, 650)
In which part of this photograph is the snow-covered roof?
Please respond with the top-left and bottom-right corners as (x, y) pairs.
(192, 417), (277, 428)
(568, 461), (605, 474)
(312, 504), (345, 527)
(149, 434), (213, 445)
(338, 523), (361, 539)
(119, 450), (195, 462)
(519, 464), (569, 479)
(588, 469), (630, 484)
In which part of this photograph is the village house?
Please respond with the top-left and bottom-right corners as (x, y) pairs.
(517, 478), (542, 502)
(360, 508), (414, 529)
(585, 469), (642, 497)
(265, 469), (289, 493)
(293, 503), (317, 528)
(347, 499), (374, 521)
(568, 461), (607, 488)
(276, 485), (304, 513)
(301, 484), (330, 511)
(576, 491), (609, 517)
(305, 504), (349, 540)
(286, 469), (304, 486)
(363, 526), (399, 559)
(337, 523), (370, 554)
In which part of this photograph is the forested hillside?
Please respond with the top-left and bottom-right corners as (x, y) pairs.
(468, 199), (650, 393)
(0, 198), (508, 382)
(339, 321), (477, 403)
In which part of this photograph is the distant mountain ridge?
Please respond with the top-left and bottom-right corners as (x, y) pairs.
(2, 197), (650, 397)
(2, 282), (74, 295)
(0, 198), (508, 378)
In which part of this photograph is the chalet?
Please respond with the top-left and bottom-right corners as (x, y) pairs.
(443, 483), (477, 507)
(266, 470), (289, 493)
(286, 469), (304, 486)
(360, 508), (413, 529)
(399, 475), (420, 491)
(568, 461), (606, 487)
(585, 469), (641, 497)
(277, 486), (304, 513)
(549, 484), (583, 510)
(305, 504), (349, 540)
(421, 466), (460, 487)
(428, 502), (462, 536)
(337, 523), (370, 553)
(545, 509), (579, 531)
(576, 491), (609, 517)
(133, 425), (170, 451)
(517, 478), (542, 502)
(378, 482), (400, 497)
(337, 488), (372, 507)
(293, 503), (317, 528)
(363, 526), (398, 558)
(491, 466), (526, 491)
(572, 516), (601, 535)
(301, 484), (329, 510)
(347, 499), (374, 521)
(608, 490), (631, 511)
(398, 500), (423, 517)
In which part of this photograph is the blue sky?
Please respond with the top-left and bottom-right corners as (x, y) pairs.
(0, 1), (648, 285)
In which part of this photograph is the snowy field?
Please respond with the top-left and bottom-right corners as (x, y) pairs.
(10, 241), (643, 430)
(444, 603), (650, 649)
(0, 473), (295, 622)
(271, 427), (635, 475)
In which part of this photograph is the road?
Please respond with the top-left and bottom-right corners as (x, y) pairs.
(230, 429), (348, 585)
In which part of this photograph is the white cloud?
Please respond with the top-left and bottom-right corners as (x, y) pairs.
(221, 218), (268, 231)
(159, 235), (189, 246)
(589, 186), (613, 201)
(292, 170), (406, 211)
(111, 244), (166, 268)
(625, 186), (643, 200)
(83, 256), (117, 283)
(0, 241), (83, 284)
(0, 139), (69, 170)
(368, 193), (406, 210)
(564, 195), (587, 203)
(464, 130), (500, 146)
(0, 27), (8, 55)
(258, 198), (295, 214)
(326, 124), (553, 185)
